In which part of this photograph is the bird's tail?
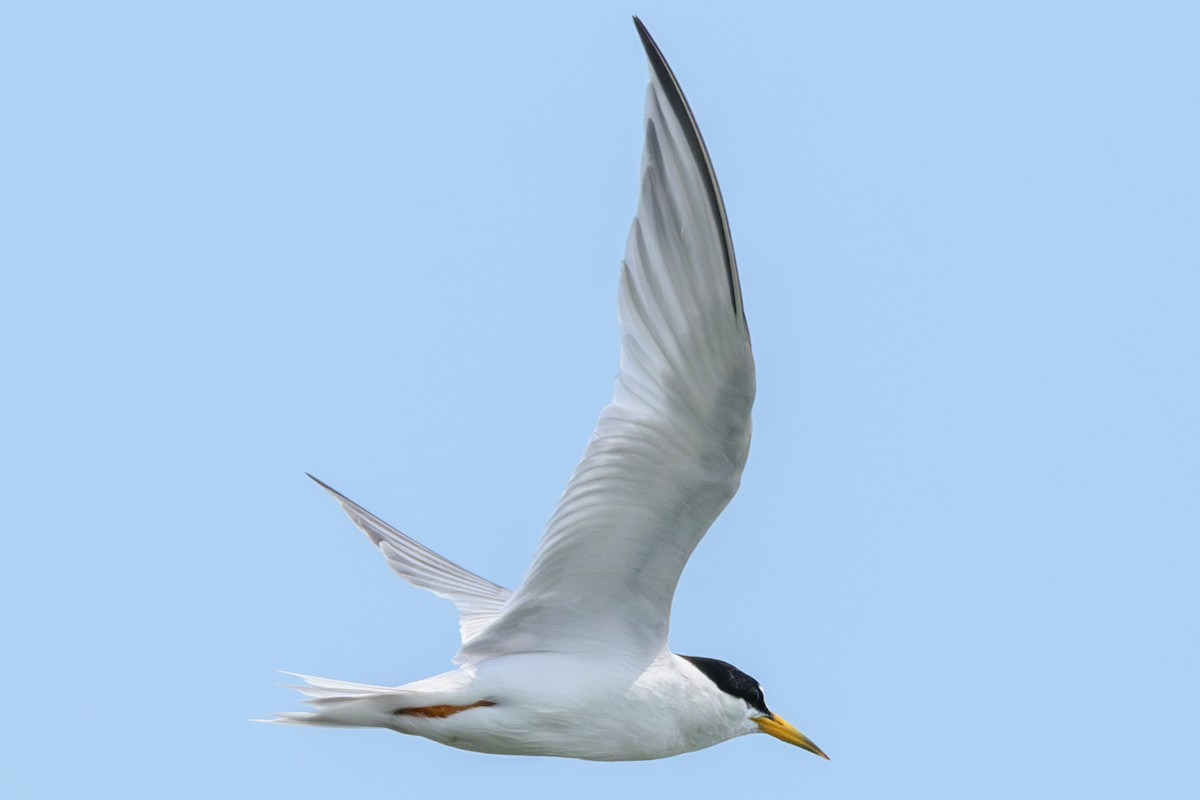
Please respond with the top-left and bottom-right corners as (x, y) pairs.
(266, 672), (409, 728)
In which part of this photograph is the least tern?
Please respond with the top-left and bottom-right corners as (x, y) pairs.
(276, 18), (826, 762)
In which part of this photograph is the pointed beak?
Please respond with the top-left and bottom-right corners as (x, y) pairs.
(754, 714), (829, 759)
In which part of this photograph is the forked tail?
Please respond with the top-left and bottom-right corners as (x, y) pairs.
(268, 673), (409, 728)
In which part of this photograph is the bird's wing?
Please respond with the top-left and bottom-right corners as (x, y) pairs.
(456, 18), (754, 665)
(307, 475), (512, 645)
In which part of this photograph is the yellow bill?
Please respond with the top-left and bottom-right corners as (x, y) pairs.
(754, 714), (828, 759)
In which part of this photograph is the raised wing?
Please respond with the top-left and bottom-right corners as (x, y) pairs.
(308, 474), (512, 645)
(456, 18), (755, 665)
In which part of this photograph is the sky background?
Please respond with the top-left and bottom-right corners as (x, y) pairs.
(3, 1), (1198, 797)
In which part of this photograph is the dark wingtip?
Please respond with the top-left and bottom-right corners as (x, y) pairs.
(631, 16), (664, 72)
(629, 15), (744, 322)
(632, 15), (650, 44)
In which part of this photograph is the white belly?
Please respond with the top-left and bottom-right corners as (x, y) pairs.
(388, 651), (758, 761)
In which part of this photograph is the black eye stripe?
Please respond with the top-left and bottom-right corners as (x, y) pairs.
(681, 655), (770, 716)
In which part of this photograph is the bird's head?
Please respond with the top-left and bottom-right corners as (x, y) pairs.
(681, 655), (827, 759)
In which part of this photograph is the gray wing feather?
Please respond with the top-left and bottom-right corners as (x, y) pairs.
(308, 474), (512, 645)
(456, 19), (754, 664)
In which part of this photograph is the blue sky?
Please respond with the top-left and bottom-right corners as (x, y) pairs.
(3, 1), (1197, 797)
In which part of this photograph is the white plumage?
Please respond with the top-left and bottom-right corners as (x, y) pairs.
(274, 18), (826, 763)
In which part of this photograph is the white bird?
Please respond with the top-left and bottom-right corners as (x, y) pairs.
(276, 17), (826, 762)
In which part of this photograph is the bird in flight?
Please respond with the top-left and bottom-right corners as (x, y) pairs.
(275, 17), (827, 762)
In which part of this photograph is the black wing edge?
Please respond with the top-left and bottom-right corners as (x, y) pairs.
(632, 16), (745, 322)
